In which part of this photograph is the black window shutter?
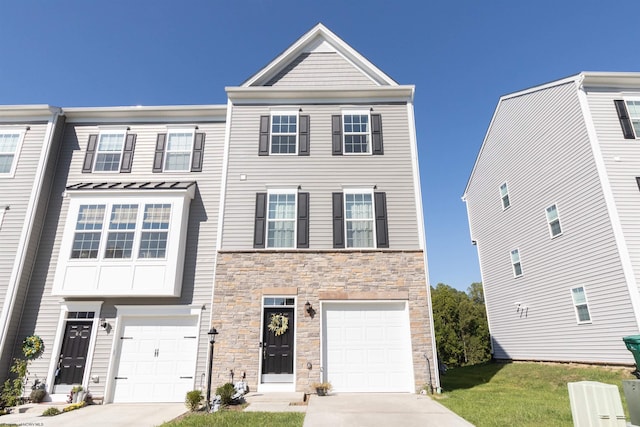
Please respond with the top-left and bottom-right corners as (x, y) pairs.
(153, 134), (167, 172)
(374, 192), (389, 248)
(191, 133), (205, 172)
(332, 192), (345, 248)
(120, 134), (136, 173)
(331, 115), (343, 155)
(254, 193), (267, 248)
(297, 192), (309, 248)
(371, 114), (384, 155)
(82, 134), (98, 173)
(614, 100), (635, 139)
(636, 177), (640, 192)
(259, 116), (270, 156)
(298, 115), (310, 156)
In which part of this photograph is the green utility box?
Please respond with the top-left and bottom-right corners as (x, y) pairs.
(623, 335), (640, 369)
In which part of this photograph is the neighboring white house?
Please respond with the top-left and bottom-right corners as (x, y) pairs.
(463, 72), (640, 365)
(4, 24), (438, 403)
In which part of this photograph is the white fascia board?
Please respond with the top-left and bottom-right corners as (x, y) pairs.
(0, 105), (62, 122)
(580, 72), (640, 90)
(63, 105), (227, 123)
(66, 185), (196, 200)
(226, 86), (414, 104)
(242, 23), (397, 87)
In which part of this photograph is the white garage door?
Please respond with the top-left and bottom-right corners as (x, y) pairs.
(323, 302), (413, 392)
(112, 316), (199, 402)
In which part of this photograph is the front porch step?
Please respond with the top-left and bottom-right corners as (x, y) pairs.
(243, 392), (307, 412)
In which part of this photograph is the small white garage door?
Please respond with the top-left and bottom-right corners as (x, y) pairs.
(323, 302), (413, 392)
(112, 316), (199, 403)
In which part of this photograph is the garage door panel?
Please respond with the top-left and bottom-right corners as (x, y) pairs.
(323, 302), (412, 392)
(112, 316), (198, 403)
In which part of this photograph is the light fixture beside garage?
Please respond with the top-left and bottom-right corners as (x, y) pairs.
(206, 327), (219, 410)
(304, 301), (315, 318)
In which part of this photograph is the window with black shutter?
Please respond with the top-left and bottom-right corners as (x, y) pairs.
(258, 112), (309, 156)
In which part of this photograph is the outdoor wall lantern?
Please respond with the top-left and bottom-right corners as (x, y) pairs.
(206, 327), (219, 409)
(305, 301), (312, 313)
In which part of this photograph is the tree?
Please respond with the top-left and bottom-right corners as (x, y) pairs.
(431, 283), (491, 368)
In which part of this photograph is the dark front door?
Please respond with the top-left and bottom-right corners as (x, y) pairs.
(261, 307), (294, 382)
(54, 321), (93, 387)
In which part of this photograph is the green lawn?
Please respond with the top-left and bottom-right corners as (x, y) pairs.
(160, 411), (305, 427)
(435, 361), (635, 427)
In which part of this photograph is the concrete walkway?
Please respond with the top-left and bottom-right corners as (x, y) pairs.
(303, 393), (474, 427)
(0, 402), (186, 427)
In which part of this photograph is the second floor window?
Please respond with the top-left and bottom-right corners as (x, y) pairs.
(70, 202), (171, 260)
(546, 204), (562, 237)
(571, 286), (591, 323)
(267, 193), (296, 248)
(94, 132), (126, 172)
(343, 112), (370, 154)
(500, 182), (510, 209)
(510, 249), (522, 277)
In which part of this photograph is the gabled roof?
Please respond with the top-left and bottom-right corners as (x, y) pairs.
(240, 23), (398, 88)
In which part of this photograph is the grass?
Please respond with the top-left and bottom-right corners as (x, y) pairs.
(159, 411), (305, 427)
(435, 361), (635, 427)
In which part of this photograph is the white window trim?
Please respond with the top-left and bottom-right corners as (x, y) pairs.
(342, 110), (372, 155)
(625, 99), (640, 139)
(500, 182), (510, 210)
(546, 203), (563, 238)
(343, 187), (377, 249)
(510, 248), (522, 277)
(69, 201), (172, 261)
(270, 110), (299, 156)
(164, 128), (195, 172)
(0, 128), (26, 178)
(570, 286), (592, 324)
(93, 130), (126, 173)
(266, 188), (298, 249)
(46, 301), (103, 397)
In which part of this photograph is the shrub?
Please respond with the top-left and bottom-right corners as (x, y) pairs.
(185, 390), (203, 411)
(42, 407), (61, 416)
(62, 401), (86, 412)
(30, 389), (46, 403)
(215, 383), (235, 405)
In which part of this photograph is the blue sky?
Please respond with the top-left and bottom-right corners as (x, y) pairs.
(2, 1), (639, 291)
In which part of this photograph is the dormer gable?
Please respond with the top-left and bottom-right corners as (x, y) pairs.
(241, 23), (398, 88)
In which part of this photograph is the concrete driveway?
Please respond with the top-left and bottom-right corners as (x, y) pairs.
(303, 393), (474, 427)
(0, 402), (186, 427)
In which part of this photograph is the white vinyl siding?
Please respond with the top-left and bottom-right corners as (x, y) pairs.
(571, 286), (591, 324)
(94, 132), (126, 172)
(221, 104), (419, 250)
(465, 80), (639, 365)
(19, 120), (225, 398)
(546, 204), (562, 237)
(164, 131), (194, 172)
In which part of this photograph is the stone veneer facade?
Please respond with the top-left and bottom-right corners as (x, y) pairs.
(210, 250), (435, 393)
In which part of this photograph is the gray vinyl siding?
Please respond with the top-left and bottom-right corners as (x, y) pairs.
(0, 121), (58, 376)
(263, 52), (377, 88)
(17, 120), (225, 397)
(465, 82), (637, 364)
(221, 103), (420, 250)
(585, 88), (640, 307)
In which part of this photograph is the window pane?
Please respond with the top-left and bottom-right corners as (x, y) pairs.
(500, 183), (508, 197)
(0, 133), (20, 153)
(76, 205), (105, 230)
(109, 204), (138, 229)
(165, 152), (191, 171)
(105, 232), (134, 258)
(345, 193), (374, 248)
(167, 132), (193, 151)
(550, 219), (562, 236)
(346, 220), (374, 247)
(271, 115), (297, 154)
(510, 249), (520, 263)
(94, 133), (124, 172)
(576, 304), (591, 322)
(139, 231), (168, 258)
(142, 204), (171, 229)
(0, 154), (14, 173)
(572, 287), (586, 304)
(267, 194), (295, 248)
(343, 114), (369, 153)
(513, 262), (522, 276)
(502, 194), (510, 209)
(546, 205), (558, 221)
(94, 153), (121, 171)
(271, 136), (297, 154)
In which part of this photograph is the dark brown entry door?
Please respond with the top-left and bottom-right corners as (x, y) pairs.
(262, 307), (294, 378)
(54, 321), (93, 385)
